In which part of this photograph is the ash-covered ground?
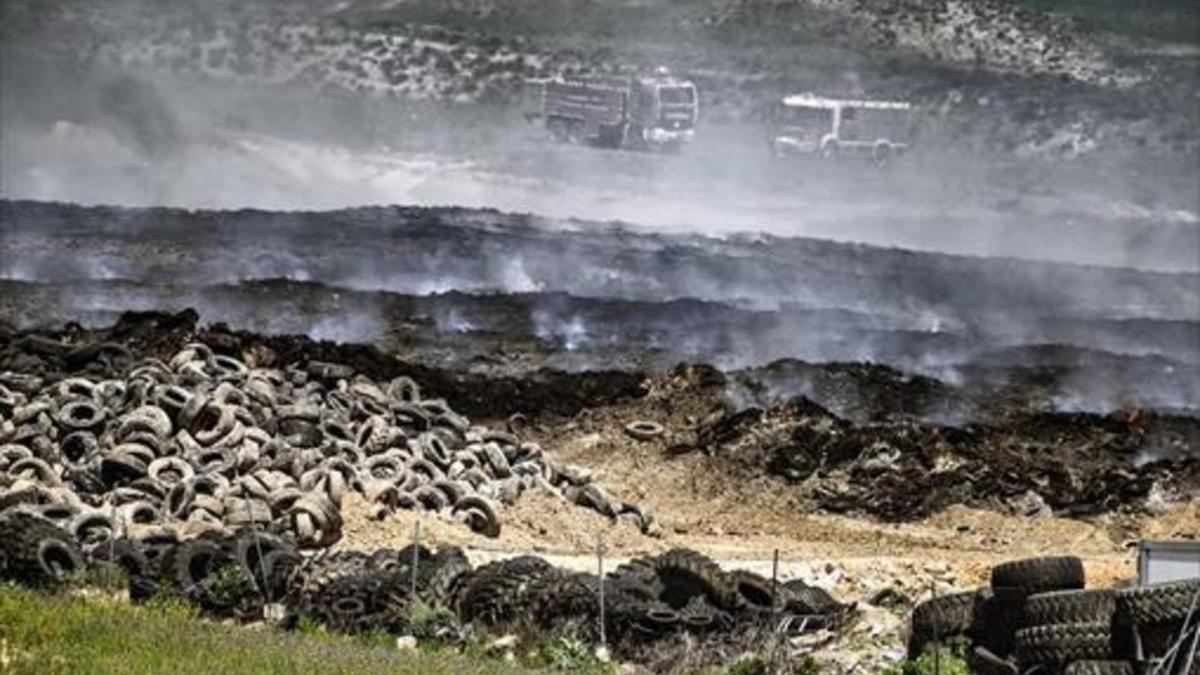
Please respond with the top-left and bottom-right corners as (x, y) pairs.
(2, 198), (1197, 519)
(1, 0), (1199, 668)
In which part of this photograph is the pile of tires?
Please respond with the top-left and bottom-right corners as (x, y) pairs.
(597, 548), (849, 648)
(0, 342), (654, 557)
(907, 555), (1200, 675)
(1112, 579), (1200, 670)
(0, 507), (851, 658)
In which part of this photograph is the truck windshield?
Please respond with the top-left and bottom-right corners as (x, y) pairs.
(659, 87), (695, 105)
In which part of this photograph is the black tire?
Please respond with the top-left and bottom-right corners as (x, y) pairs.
(235, 531), (297, 599)
(100, 453), (148, 486)
(782, 578), (809, 592)
(423, 547), (472, 610)
(609, 556), (661, 591)
(1114, 579), (1200, 626)
(967, 646), (1018, 675)
(1013, 622), (1112, 668)
(972, 589), (1025, 659)
(394, 543), (434, 568)
(1062, 662), (1134, 675)
(69, 511), (118, 549)
(909, 591), (978, 660)
(165, 539), (231, 595)
(459, 556), (554, 626)
(786, 584), (843, 616)
(91, 538), (151, 577)
(56, 399), (106, 431)
(607, 558), (664, 605)
(991, 556), (1084, 594)
(91, 538), (154, 598)
(1129, 621), (1186, 660)
(729, 569), (781, 614)
(23, 534), (86, 587)
(639, 602), (682, 634)
(527, 571), (601, 632)
(651, 548), (737, 611)
(412, 484), (448, 511)
(132, 538), (175, 587)
(571, 485), (614, 518)
(604, 594), (648, 641)
(681, 595), (721, 632)
(303, 570), (408, 634)
(258, 549), (302, 602)
(451, 495), (501, 538)
(1, 512), (84, 587)
(1023, 589), (1116, 628)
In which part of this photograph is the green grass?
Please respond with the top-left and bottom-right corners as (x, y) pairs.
(0, 585), (543, 675)
(881, 650), (970, 675)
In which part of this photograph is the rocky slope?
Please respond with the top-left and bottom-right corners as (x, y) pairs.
(3, 0), (1197, 157)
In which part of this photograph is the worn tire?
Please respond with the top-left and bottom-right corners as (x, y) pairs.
(608, 556), (664, 603)
(971, 588), (1025, 659)
(991, 556), (1084, 594)
(527, 571), (601, 632)
(165, 538), (232, 595)
(1013, 622), (1112, 668)
(235, 531), (298, 600)
(1062, 662), (1135, 675)
(909, 591), (978, 660)
(69, 511), (118, 548)
(451, 495), (501, 538)
(1114, 579), (1200, 626)
(1023, 589), (1116, 628)
(652, 548), (737, 611)
(624, 421), (664, 441)
(729, 569), (781, 614)
(459, 556), (554, 625)
(423, 547), (472, 610)
(12, 527), (85, 586)
(0, 512), (84, 587)
(304, 570), (408, 634)
(681, 595), (724, 632)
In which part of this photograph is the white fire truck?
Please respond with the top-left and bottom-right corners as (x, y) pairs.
(769, 93), (913, 164)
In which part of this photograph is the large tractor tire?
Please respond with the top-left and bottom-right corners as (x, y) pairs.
(991, 556), (1084, 594)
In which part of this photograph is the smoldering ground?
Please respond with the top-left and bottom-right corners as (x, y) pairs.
(2, 200), (1198, 420)
(1, 0), (1198, 422)
(2, 0), (1197, 269)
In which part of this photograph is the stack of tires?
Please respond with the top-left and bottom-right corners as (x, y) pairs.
(1112, 579), (1200, 671)
(459, 547), (850, 646)
(909, 555), (1200, 675)
(0, 507), (857, 660)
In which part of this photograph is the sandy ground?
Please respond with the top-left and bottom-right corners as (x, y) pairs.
(334, 371), (1200, 600)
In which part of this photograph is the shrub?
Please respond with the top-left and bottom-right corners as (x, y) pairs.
(882, 650), (970, 675)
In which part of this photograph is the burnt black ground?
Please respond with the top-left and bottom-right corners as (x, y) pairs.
(2, 199), (1198, 422)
